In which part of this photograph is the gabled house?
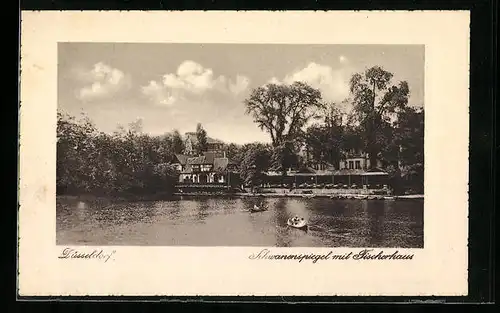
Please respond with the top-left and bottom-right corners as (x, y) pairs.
(177, 151), (238, 186)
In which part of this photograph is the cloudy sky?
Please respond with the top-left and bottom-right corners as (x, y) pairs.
(58, 43), (424, 144)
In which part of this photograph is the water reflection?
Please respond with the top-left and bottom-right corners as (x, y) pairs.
(195, 199), (209, 223)
(56, 196), (424, 248)
(365, 200), (386, 246)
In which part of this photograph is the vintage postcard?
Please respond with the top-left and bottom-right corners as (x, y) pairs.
(18, 11), (470, 297)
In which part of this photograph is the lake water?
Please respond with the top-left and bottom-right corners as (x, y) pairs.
(56, 196), (424, 248)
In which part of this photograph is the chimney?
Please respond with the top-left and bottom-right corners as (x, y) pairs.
(223, 151), (226, 158)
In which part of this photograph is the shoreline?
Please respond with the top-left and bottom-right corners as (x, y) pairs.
(56, 193), (424, 202)
(174, 192), (424, 200)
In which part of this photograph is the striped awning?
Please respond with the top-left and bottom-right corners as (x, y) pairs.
(265, 169), (389, 176)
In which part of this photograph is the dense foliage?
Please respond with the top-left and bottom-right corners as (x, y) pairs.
(57, 112), (179, 197)
(237, 143), (272, 191)
(194, 123), (208, 155)
(244, 82), (323, 147)
(242, 66), (424, 194)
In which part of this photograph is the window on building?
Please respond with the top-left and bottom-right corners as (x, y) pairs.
(348, 161), (354, 169)
(201, 165), (212, 172)
(355, 160), (361, 169)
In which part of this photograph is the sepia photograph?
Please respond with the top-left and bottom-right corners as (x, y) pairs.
(56, 43), (425, 248)
(19, 11), (470, 297)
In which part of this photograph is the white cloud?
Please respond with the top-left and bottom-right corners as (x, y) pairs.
(269, 62), (351, 103)
(75, 62), (131, 101)
(229, 75), (251, 95)
(141, 80), (179, 106)
(267, 77), (284, 85)
(163, 60), (216, 92)
(268, 62), (355, 115)
(141, 60), (250, 106)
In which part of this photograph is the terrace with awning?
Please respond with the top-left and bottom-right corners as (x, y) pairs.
(263, 167), (389, 189)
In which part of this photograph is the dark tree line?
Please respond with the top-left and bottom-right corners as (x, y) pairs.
(57, 112), (181, 197)
(195, 122), (208, 155)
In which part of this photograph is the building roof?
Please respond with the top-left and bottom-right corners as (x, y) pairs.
(183, 151), (233, 164)
(173, 154), (189, 165)
(213, 158), (229, 173)
(186, 156), (209, 165)
(179, 152), (235, 174)
(208, 138), (223, 144)
(202, 151), (216, 163)
(180, 159), (232, 174)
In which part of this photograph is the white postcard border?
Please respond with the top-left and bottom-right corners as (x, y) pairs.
(18, 11), (470, 296)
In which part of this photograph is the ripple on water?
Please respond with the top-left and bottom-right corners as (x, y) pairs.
(56, 196), (424, 247)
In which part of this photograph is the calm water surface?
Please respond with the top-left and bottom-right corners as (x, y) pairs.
(56, 196), (423, 247)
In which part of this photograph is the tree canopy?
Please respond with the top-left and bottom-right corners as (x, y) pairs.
(57, 112), (179, 197)
(238, 143), (272, 189)
(171, 129), (185, 154)
(195, 123), (208, 155)
(244, 81), (323, 147)
(304, 102), (345, 167)
(349, 66), (410, 169)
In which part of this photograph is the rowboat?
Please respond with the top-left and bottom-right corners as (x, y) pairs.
(287, 217), (308, 230)
(249, 205), (266, 212)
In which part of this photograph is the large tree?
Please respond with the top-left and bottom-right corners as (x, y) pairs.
(393, 106), (424, 192)
(238, 143), (271, 191)
(304, 103), (345, 167)
(244, 82), (323, 147)
(195, 123), (208, 155)
(270, 140), (299, 175)
(349, 66), (410, 169)
(171, 129), (185, 154)
(223, 143), (241, 160)
(244, 82), (323, 177)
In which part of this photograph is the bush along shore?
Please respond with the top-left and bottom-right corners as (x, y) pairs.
(57, 112), (181, 201)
